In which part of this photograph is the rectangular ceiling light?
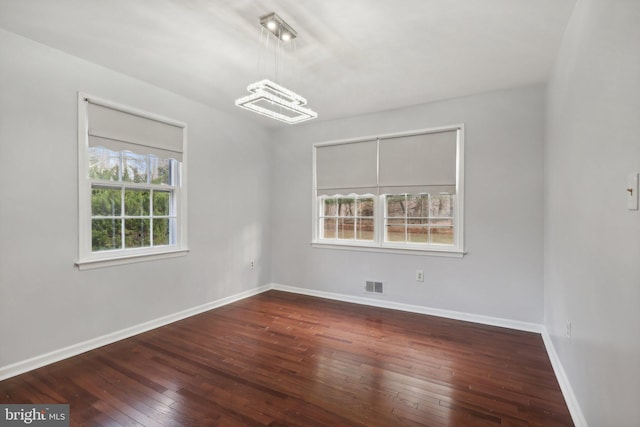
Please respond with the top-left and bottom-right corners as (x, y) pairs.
(235, 79), (318, 124)
(236, 13), (317, 124)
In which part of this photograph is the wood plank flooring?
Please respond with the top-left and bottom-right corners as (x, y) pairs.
(0, 290), (574, 426)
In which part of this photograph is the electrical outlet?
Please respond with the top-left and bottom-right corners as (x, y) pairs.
(416, 270), (424, 282)
(250, 260), (255, 269)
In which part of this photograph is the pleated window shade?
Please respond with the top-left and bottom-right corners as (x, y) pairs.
(315, 129), (458, 196)
(87, 101), (184, 161)
(378, 130), (457, 194)
(315, 139), (378, 196)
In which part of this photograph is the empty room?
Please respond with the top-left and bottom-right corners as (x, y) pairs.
(0, 0), (638, 426)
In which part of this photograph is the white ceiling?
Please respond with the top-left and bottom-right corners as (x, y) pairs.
(0, 0), (576, 127)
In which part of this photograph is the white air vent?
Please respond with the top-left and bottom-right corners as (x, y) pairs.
(365, 281), (384, 294)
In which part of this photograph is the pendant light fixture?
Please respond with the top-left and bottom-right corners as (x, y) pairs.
(235, 12), (318, 124)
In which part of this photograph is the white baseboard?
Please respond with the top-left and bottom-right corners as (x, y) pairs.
(268, 283), (542, 333)
(541, 328), (588, 427)
(0, 285), (271, 381)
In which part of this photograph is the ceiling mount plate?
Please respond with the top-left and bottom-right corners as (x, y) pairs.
(259, 12), (297, 42)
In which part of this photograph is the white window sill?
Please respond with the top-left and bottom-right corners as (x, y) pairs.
(76, 249), (189, 270)
(311, 241), (465, 258)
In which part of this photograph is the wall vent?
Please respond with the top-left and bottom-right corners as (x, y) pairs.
(365, 281), (384, 294)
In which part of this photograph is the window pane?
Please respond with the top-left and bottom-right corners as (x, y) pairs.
(92, 219), (122, 251)
(150, 156), (172, 185)
(386, 195), (406, 217)
(386, 219), (405, 242)
(430, 194), (454, 217)
(123, 152), (148, 183)
(125, 219), (150, 248)
(357, 198), (374, 217)
(356, 218), (374, 241)
(408, 223), (428, 243)
(337, 198), (355, 217)
(430, 226), (454, 245)
(124, 189), (150, 216)
(407, 194), (429, 218)
(323, 198), (337, 216)
(153, 218), (170, 246)
(153, 190), (171, 216)
(92, 187), (121, 216)
(89, 147), (120, 181)
(338, 218), (355, 239)
(323, 218), (337, 238)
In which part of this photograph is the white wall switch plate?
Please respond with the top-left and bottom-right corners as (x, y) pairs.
(627, 172), (638, 210)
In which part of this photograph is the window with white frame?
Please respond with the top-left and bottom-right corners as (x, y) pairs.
(77, 94), (188, 269)
(313, 126), (464, 255)
(319, 196), (375, 241)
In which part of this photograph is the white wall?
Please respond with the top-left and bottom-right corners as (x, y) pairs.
(0, 29), (272, 367)
(545, 0), (640, 425)
(271, 85), (545, 323)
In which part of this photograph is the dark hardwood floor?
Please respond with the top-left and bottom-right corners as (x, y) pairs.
(0, 290), (573, 426)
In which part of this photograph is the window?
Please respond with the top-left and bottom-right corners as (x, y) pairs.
(77, 94), (187, 269)
(313, 126), (464, 256)
(89, 152), (177, 251)
(384, 193), (454, 245)
(319, 196), (375, 241)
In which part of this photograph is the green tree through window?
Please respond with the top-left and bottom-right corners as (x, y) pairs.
(89, 147), (177, 252)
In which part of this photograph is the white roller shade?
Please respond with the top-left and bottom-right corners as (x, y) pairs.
(315, 140), (378, 196)
(378, 130), (457, 194)
(87, 101), (184, 161)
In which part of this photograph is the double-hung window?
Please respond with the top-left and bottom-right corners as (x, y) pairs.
(77, 94), (188, 269)
(313, 126), (464, 256)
